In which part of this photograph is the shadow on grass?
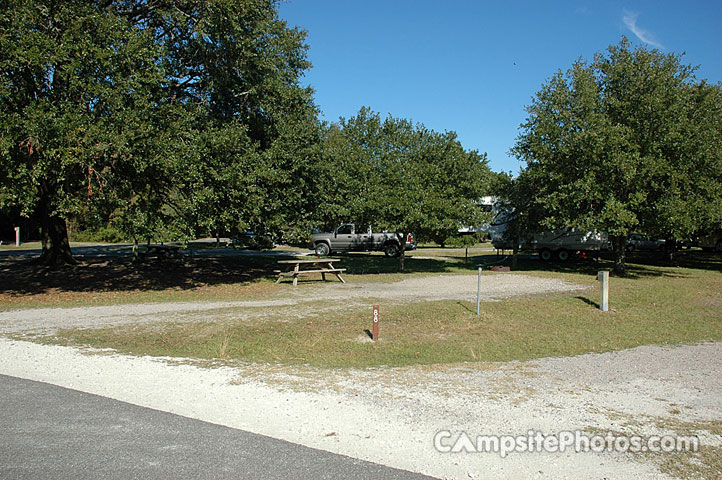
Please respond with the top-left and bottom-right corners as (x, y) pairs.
(456, 301), (476, 314)
(337, 253), (469, 275)
(1, 246), (719, 296)
(0, 251), (467, 296)
(479, 250), (722, 279)
(575, 296), (600, 308)
(0, 255), (283, 296)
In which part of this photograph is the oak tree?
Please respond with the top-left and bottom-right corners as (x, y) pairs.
(511, 38), (722, 274)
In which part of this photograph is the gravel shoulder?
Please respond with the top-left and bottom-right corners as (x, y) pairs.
(2, 338), (720, 479)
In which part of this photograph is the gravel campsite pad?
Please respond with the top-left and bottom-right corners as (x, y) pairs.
(0, 273), (585, 334)
(1, 272), (720, 479)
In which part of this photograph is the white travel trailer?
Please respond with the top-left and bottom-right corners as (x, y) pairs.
(458, 196), (496, 235)
(488, 210), (610, 261)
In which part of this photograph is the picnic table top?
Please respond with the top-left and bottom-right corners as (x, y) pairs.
(277, 258), (340, 264)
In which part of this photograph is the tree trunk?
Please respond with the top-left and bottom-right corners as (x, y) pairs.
(37, 184), (76, 266)
(132, 238), (139, 262)
(611, 235), (627, 276)
(665, 238), (678, 265)
(511, 229), (519, 269)
(38, 214), (76, 266)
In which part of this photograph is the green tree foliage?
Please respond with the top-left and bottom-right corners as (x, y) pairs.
(511, 38), (722, 274)
(320, 107), (493, 270)
(0, 1), (185, 263)
(151, 0), (322, 243)
(0, 0), (319, 264)
(447, 233), (483, 262)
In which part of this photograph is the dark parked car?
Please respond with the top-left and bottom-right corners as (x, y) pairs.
(699, 232), (722, 252)
(626, 234), (665, 252)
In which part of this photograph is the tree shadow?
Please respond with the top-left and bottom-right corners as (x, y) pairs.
(0, 248), (470, 296)
(479, 250), (721, 279)
(332, 253), (470, 275)
(0, 246), (719, 296)
(0, 254), (281, 296)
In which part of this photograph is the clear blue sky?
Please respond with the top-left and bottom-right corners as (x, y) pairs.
(278, 0), (722, 174)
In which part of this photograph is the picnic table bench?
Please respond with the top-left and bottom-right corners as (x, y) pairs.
(275, 258), (346, 286)
(139, 244), (183, 260)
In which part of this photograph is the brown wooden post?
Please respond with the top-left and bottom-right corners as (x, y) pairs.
(372, 305), (379, 341)
(292, 263), (300, 287)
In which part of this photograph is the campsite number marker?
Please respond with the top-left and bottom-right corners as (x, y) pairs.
(476, 266), (483, 316)
(372, 305), (379, 341)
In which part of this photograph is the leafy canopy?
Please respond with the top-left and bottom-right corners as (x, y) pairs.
(511, 38), (722, 251)
(319, 107), (493, 243)
(0, 0), (321, 259)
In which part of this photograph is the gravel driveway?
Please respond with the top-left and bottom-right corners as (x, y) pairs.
(0, 273), (586, 334)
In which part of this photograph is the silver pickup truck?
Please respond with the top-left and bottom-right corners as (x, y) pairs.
(311, 224), (417, 257)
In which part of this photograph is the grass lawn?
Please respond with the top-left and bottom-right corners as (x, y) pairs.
(20, 251), (722, 368)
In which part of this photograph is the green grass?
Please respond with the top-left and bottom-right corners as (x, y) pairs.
(42, 263), (722, 368)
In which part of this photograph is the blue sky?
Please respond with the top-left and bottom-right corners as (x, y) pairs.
(278, 0), (722, 174)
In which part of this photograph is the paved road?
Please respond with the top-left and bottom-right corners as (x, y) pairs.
(0, 375), (434, 480)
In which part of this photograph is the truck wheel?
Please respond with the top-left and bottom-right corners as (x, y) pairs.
(315, 243), (330, 256)
(384, 243), (400, 257)
(539, 249), (552, 261)
(557, 249), (570, 261)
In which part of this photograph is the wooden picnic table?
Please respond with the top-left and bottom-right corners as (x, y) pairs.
(139, 244), (183, 260)
(275, 258), (346, 286)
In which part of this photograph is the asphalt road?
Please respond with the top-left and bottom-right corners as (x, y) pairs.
(0, 374), (435, 480)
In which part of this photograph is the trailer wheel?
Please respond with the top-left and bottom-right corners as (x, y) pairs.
(557, 249), (570, 261)
(539, 249), (552, 261)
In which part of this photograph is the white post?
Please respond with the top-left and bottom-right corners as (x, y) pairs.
(476, 266), (482, 316)
(598, 271), (609, 311)
(14, 226), (20, 247)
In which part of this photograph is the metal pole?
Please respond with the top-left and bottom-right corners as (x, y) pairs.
(15, 226), (20, 247)
(476, 266), (482, 316)
(598, 271), (609, 311)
